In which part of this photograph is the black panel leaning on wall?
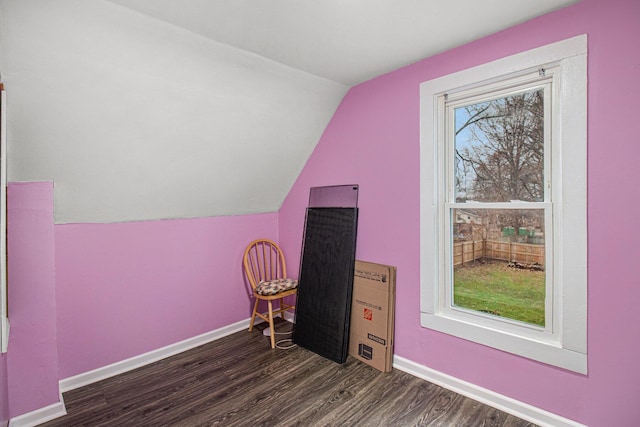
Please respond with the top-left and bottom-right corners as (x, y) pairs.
(293, 206), (358, 364)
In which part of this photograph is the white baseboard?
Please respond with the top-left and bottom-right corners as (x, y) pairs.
(393, 355), (586, 427)
(8, 401), (66, 427)
(58, 313), (286, 393)
(60, 318), (251, 392)
(14, 319), (583, 427)
(10, 318), (252, 427)
(283, 310), (295, 323)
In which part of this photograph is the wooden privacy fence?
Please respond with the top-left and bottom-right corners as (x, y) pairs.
(453, 240), (545, 267)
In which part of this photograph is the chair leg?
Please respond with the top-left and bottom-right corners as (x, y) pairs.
(268, 300), (276, 349)
(248, 298), (260, 332)
(279, 297), (286, 320)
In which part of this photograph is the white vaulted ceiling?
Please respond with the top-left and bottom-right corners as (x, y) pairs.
(106, 0), (579, 86)
(0, 0), (577, 223)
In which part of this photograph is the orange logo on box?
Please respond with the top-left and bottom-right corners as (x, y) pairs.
(364, 308), (373, 321)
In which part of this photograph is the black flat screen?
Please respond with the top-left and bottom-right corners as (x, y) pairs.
(293, 207), (358, 363)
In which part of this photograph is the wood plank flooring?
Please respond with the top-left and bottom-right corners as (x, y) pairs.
(41, 320), (537, 426)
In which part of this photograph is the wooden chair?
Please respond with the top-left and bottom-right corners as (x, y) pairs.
(243, 239), (298, 348)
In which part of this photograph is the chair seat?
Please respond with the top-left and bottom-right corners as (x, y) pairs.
(255, 278), (298, 296)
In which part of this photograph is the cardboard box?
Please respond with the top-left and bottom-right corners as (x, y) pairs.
(348, 260), (396, 372)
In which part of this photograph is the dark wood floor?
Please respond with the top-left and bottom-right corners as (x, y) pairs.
(41, 320), (536, 426)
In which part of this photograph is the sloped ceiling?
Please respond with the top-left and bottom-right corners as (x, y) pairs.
(106, 0), (579, 86)
(0, 0), (577, 223)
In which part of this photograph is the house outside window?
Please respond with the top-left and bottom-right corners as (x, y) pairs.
(420, 35), (587, 374)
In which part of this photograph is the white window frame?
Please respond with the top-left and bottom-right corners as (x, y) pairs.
(420, 35), (587, 374)
(0, 83), (8, 353)
(444, 76), (555, 339)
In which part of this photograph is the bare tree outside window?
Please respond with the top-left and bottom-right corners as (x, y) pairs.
(450, 88), (547, 327)
(454, 89), (544, 204)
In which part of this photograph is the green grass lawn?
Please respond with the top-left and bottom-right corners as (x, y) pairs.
(453, 261), (545, 326)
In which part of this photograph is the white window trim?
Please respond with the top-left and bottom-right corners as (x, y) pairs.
(1, 84), (8, 353)
(420, 35), (587, 374)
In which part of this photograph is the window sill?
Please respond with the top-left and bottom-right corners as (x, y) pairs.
(421, 312), (587, 374)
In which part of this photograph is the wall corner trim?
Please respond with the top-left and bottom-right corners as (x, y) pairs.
(393, 355), (586, 427)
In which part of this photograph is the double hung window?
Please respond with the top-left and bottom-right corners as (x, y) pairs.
(420, 36), (587, 373)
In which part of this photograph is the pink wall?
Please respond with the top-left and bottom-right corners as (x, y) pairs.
(3, 181), (279, 417)
(5, 182), (59, 417)
(3, 0), (639, 424)
(279, 0), (640, 425)
(56, 212), (278, 378)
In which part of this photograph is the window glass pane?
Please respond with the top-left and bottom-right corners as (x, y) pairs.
(454, 89), (544, 203)
(451, 208), (545, 327)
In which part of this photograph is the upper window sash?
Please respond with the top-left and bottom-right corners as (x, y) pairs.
(443, 74), (554, 205)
